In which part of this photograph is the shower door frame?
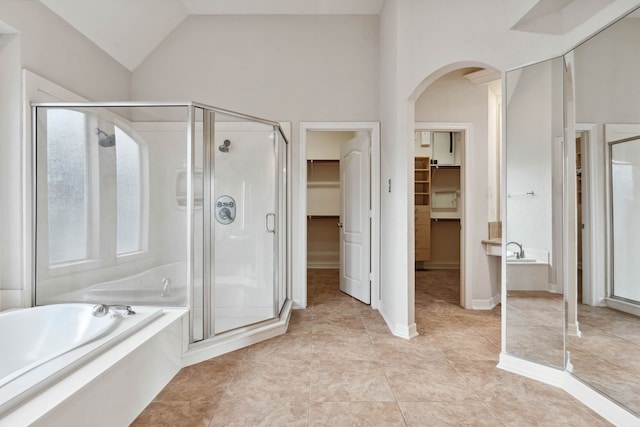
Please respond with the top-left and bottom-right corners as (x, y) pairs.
(607, 134), (640, 306)
(198, 104), (290, 341)
(605, 124), (640, 316)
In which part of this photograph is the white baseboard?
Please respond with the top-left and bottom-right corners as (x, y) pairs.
(378, 302), (418, 340)
(498, 353), (639, 425)
(567, 321), (582, 337)
(0, 289), (24, 310)
(472, 292), (500, 310)
(306, 262), (339, 269)
(292, 299), (306, 309)
(564, 369), (639, 425)
(547, 283), (562, 293)
(498, 353), (564, 388)
(605, 297), (640, 317)
(415, 261), (460, 270)
(307, 251), (339, 270)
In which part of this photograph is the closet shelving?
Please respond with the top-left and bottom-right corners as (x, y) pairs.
(414, 157), (431, 261)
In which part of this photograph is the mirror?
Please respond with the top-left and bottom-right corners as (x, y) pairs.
(568, 7), (640, 415)
(504, 57), (565, 368)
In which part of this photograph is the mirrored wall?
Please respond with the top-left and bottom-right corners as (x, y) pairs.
(504, 57), (565, 369)
(504, 6), (640, 417)
(569, 7), (640, 415)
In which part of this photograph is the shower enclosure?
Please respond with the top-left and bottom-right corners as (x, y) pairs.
(32, 102), (289, 343)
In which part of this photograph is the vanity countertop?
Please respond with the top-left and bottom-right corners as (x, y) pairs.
(481, 238), (502, 256)
(481, 238), (502, 245)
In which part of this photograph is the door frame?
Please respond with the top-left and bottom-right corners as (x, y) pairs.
(413, 122), (471, 309)
(604, 123), (640, 316)
(575, 124), (598, 306)
(295, 122), (380, 309)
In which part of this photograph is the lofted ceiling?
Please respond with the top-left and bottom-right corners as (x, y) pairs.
(511, 0), (615, 34)
(40, 0), (615, 72)
(39, 0), (385, 71)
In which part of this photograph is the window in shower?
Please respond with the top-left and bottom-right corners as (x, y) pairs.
(46, 109), (91, 264)
(42, 109), (148, 266)
(115, 126), (146, 255)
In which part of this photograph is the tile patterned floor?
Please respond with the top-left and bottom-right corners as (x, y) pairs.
(505, 291), (565, 368)
(569, 304), (640, 415)
(133, 269), (610, 426)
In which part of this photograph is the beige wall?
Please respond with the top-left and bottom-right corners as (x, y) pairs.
(132, 15), (379, 306)
(0, 0), (130, 101)
(0, 0), (130, 299)
(378, 0), (640, 333)
(131, 15), (379, 123)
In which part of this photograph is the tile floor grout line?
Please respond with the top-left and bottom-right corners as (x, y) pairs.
(132, 269), (612, 426)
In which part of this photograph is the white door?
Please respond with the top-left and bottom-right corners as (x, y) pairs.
(339, 133), (371, 304)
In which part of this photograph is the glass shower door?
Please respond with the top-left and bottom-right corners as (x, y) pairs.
(610, 136), (640, 303)
(212, 117), (277, 334)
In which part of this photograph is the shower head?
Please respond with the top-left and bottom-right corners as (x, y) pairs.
(96, 128), (116, 148)
(219, 139), (231, 153)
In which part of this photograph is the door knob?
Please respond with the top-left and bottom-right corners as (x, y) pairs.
(337, 222), (343, 228)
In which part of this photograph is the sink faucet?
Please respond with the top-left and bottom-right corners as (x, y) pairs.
(92, 304), (136, 317)
(506, 241), (525, 259)
(161, 277), (172, 297)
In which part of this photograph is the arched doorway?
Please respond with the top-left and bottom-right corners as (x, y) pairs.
(407, 62), (502, 330)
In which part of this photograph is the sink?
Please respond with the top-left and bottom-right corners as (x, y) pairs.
(506, 255), (536, 263)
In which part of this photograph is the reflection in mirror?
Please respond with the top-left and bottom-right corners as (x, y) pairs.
(569, 7), (640, 416)
(505, 57), (565, 368)
(611, 137), (640, 303)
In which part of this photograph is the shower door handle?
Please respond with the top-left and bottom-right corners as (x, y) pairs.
(266, 213), (276, 233)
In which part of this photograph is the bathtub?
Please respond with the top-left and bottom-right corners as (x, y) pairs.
(49, 262), (187, 306)
(0, 304), (166, 418)
(506, 248), (552, 291)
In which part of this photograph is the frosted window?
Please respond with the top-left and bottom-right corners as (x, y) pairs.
(46, 109), (89, 264)
(115, 126), (142, 254)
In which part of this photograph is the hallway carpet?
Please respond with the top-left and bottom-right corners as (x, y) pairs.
(132, 269), (609, 426)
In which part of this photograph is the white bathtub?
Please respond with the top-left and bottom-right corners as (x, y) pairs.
(50, 262), (187, 306)
(0, 304), (164, 418)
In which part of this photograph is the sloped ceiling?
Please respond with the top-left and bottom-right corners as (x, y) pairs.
(39, 0), (384, 71)
(511, 0), (615, 34)
(40, 0), (614, 71)
(181, 0), (385, 15)
(40, 0), (188, 70)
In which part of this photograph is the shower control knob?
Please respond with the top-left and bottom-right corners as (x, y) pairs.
(215, 195), (236, 225)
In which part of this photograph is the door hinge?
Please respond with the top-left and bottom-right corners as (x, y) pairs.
(368, 272), (373, 281)
(369, 209), (373, 218)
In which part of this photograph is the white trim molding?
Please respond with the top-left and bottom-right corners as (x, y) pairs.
(378, 301), (419, 340)
(575, 123), (602, 307)
(498, 353), (639, 425)
(471, 292), (500, 310)
(414, 122), (472, 309)
(297, 122), (381, 310)
(182, 301), (292, 366)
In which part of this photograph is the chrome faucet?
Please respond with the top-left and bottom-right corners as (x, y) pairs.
(506, 241), (525, 259)
(161, 277), (172, 297)
(92, 304), (136, 317)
